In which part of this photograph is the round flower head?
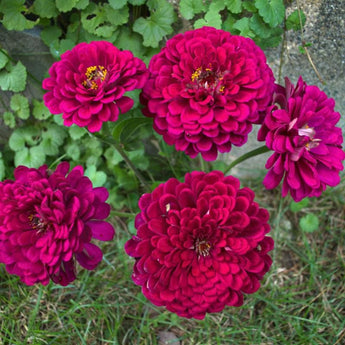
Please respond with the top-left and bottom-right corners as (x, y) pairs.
(125, 171), (273, 319)
(43, 41), (148, 132)
(0, 162), (115, 286)
(258, 76), (345, 201)
(140, 27), (275, 161)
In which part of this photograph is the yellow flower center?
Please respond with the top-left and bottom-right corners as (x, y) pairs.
(191, 65), (225, 93)
(195, 239), (211, 257)
(83, 65), (107, 90)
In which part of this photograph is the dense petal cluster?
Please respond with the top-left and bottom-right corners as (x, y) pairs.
(140, 27), (275, 161)
(125, 171), (273, 319)
(43, 41), (148, 132)
(0, 162), (115, 286)
(258, 77), (345, 201)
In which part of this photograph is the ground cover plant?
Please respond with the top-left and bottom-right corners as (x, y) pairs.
(0, 1), (344, 344)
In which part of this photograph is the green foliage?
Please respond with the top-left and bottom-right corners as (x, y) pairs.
(33, 0), (58, 18)
(10, 94), (30, 120)
(179, 0), (206, 20)
(133, 0), (176, 48)
(290, 198), (310, 212)
(0, 56), (27, 92)
(255, 0), (285, 27)
(299, 213), (320, 233)
(286, 9), (307, 31)
(84, 165), (107, 187)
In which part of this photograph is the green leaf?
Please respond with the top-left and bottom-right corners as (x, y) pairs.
(33, 0), (58, 18)
(66, 142), (81, 161)
(3, 111), (16, 128)
(81, 3), (127, 38)
(286, 9), (306, 31)
(109, 0), (127, 10)
(68, 125), (87, 140)
(194, 8), (222, 29)
(128, 149), (149, 170)
(0, 0), (38, 30)
(133, 0), (175, 47)
(254, 0), (285, 27)
(299, 213), (319, 233)
(233, 17), (255, 38)
(225, 0), (242, 14)
(55, 0), (78, 12)
(0, 50), (9, 69)
(41, 26), (62, 46)
(75, 0), (89, 10)
(0, 153), (5, 181)
(15, 146), (46, 168)
(179, 0), (206, 20)
(250, 13), (274, 39)
(84, 165), (107, 187)
(32, 99), (52, 120)
(41, 124), (67, 156)
(9, 127), (40, 151)
(115, 27), (145, 59)
(128, 0), (146, 4)
(114, 165), (138, 191)
(0, 61), (27, 92)
(254, 28), (283, 48)
(290, 198), (309, 213)
(10, 94), (30, 120)
(242, 0), (257, 12)
(112, 117), (152, 143)
(104, 147), (123, 168)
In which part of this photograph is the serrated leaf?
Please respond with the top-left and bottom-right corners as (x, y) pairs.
(194, 9), (222, 29)
(66, 142), (81, 161)
(290, 198), (309, 213)
(0, 0), (38, 30)
(250, 13), (274, 39)
(55, 0), (78, 12)
(179, 0), (206, 20)
(225, 0), (242, 14)
(0, 50), (9, 69)
(115, 27), (145, 59)
(112, 117), (152, 143)
(104, 147), (123, 167)
(85, 165), (107, 187)
(299, 213), (319, 233)
(133, 0), (175, 47)
(33, 0), (58, 18)
(9, 127), (40, 151)
(3, 111), (15, 128)
(81, 3), (127, 38)
(15, 146), (46, 168)
(32, 100), (52, 120)
(41, 26), (62, 46)
(255, 0), (285, 27)
(232, 17), (255, 38)
(286, 9), (306, 31)
(10, 94), (29, 120)
(41, 124), (67, 156)
(109, 0), (127, 10)
(69, 125), (87, 140)
(0, 61), (27, 92)
(254, 28), (283, 48)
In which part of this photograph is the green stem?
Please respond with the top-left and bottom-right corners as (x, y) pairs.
(223, 145), (271, 175)
(92, 132), (151, 193)
(111, 210), (136, 218)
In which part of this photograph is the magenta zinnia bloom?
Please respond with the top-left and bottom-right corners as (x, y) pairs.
(140, 27), (275, 161)
(258, 76), (345, 201)
(0, 162), (115, 286)
(43, 41), (148, 132)
(125, 171), (273, 319)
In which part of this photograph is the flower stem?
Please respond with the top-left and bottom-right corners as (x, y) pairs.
(92, 132), (151, 193)
(111, 210), (136, 218)
(223, 145), (271, 174)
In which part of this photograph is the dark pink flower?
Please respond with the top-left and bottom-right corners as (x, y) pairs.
(140, 27), (275, 161)
(125, 171), (273, 319)
(43, 41), (148, 132)
(0, 162), (115, 286)
(258, 76), (345, 201)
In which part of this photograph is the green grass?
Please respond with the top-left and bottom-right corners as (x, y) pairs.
(1, 176), (345, 345)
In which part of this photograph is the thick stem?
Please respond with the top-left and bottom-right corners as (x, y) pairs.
(223, 145), (271, 175)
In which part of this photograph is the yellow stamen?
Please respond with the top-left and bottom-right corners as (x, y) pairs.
(83, 65), (107, 90)
(191, 67), (202, 82)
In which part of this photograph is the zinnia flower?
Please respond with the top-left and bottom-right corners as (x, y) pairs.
(140, 26), (275, 161)
(258, 76), (345, 201)
(43, 41), (148, 132)
(0, 162), (115, 286)
(125, 171), (273, 319)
